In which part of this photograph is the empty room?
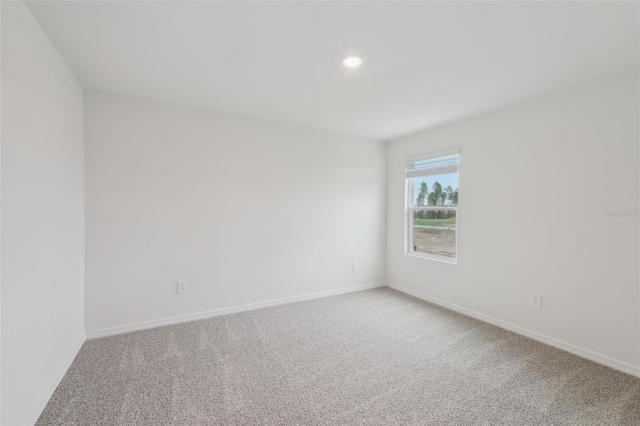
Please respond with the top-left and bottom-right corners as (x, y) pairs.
(1, 1), (639, 425)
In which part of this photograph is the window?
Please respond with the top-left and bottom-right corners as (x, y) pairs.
(405, 152), (459, 263)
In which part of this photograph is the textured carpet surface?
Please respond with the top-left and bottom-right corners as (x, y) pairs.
(37, 287), (640, 425)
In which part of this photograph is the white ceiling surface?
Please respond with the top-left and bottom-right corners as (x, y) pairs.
(26, 1), (639, 140)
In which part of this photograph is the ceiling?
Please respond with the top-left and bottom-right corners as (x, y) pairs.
(26, 1), (639, 140)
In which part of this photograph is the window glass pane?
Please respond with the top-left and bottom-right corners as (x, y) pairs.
(412, 209), (456, 258)
(412, 174), (458, 207)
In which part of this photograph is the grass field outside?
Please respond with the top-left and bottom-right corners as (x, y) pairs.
(413, 217), (456, 228)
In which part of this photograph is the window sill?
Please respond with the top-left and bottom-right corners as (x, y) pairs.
(405, 252), (457, 264)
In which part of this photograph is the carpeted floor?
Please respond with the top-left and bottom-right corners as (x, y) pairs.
(37, 287), (640, 425)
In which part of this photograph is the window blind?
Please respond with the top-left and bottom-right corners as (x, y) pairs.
(405, 154), (459, 178)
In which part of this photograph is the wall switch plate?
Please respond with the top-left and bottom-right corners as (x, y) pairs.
(530, 293), (541, 309)
(177, 280), (189, 294)
(352, 261), (358, 271)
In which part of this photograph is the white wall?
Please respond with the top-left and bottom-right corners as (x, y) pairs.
(1, 2), (85, 425)
(84, 92), (386, 334)
(387, 75), (640, 371)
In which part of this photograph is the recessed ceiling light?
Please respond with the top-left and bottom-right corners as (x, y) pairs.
(343, 57), (363, 68)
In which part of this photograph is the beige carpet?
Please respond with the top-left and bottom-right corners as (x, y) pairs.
(37, 287), (640, 425)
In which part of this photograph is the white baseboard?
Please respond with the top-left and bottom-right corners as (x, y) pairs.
(86, 282), (386, 339)
(27, 334), (86, 426)
(387, 283), (640, 378)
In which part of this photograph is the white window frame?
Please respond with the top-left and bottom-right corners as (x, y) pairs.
(405, 150), (459, 264)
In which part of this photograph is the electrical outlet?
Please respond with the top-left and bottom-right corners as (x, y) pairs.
(352, 261), (358, 271)
(177, 280), (189, 294)
(530, 293), (541, 309)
